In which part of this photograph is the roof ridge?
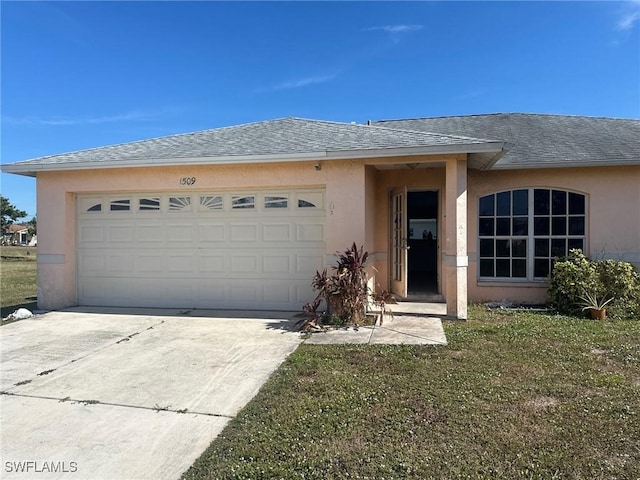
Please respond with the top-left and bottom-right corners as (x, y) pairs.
(375, 112), (640, 122)
(364, 119), (502, 143)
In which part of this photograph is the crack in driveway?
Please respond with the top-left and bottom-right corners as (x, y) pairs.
(0, 390), (234, 419)
(6, 319), (167, 392)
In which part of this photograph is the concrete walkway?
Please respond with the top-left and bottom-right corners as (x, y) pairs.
(0, 307), (301, 480)
(303, 302), (448, 345)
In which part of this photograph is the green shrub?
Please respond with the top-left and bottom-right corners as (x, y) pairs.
(596, 260), (640, 319)
(548, 250), (598, 315)
(549, 249), (640, 319)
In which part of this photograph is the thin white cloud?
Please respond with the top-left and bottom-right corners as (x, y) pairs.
(256, 74), (337, 93)
(2, 110), (161, 127)
(617, 1), (640, 31)
(363, 25), (423, 34)
(455, 89), (489, 101)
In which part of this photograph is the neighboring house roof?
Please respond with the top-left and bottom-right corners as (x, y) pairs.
(1, 117), (506, 176)
(5, 224), (28, 234)
(374, 113), (640, 169)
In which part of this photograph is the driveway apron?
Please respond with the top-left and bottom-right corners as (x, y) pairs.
(0, 308), (301, 480)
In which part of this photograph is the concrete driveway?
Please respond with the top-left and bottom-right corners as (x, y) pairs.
(0, 307), (302, 480)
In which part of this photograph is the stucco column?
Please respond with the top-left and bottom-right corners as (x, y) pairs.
(444, 157), (468, 319)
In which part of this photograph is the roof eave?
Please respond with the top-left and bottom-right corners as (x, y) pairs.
(491, 159), (640, 170)
(1, 142), (507, 176)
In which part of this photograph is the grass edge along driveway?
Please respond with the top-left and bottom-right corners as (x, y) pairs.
(1, 246), (37, 320)
(183, 306), (640, 480)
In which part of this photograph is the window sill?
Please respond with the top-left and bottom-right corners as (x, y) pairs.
(477, 279), (549, 287)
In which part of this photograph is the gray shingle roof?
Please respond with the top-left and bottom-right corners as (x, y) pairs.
(2, 117), (502, 175)
(374, 113), (640, 169)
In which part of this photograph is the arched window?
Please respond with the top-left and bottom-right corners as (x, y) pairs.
(478, 188), (586, 280)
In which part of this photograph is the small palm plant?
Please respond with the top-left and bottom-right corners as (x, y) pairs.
(578, 289), (614, 320)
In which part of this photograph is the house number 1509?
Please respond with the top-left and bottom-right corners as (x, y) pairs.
(179, 177), (196, 186)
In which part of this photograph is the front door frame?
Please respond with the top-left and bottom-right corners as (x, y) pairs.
(389, 187), (442, 299)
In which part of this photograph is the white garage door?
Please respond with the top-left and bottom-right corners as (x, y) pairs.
(76, 189), (326, 310)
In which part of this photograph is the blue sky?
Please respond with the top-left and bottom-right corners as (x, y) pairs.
(2, 1), (639, 219)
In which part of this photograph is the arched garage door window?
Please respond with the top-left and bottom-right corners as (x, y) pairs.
(478, 188), (586, 281)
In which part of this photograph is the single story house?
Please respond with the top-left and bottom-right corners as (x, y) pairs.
(2, 224), (32, 246)
(2, 113), (639, 319)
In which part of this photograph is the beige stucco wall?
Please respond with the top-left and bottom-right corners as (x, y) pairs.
(371, 164), (639, 305)
(466, 165), (640, 303)
(36, 160), (371, 309)
(35, 157), (639, 310)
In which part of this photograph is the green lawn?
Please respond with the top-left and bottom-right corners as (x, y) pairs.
(184, 307), (640, 480)
(1, 246), (37, 319)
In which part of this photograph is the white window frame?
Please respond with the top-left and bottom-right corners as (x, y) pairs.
(478, 188), (587, 283)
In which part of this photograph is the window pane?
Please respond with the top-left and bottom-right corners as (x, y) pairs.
(513, 189), (528, 215)
(512, 217), (528, 236)
(534, 259), (550, 277)
(496, 192), (510, 216)
(480, 259), (494, 277)
(535, 238), (549, 257)
(139, 198), (160, 211)
(568, 216), (585, 235)
(232, 195), (255, 209)
(480, 239), (494, 257)
(552, 217), (567, 235)
(479, 218), (494, 236)
(534, 189), (550, 215)
(496, 239), (510, 257)
(496, 259), (510, 277)
(496, 218), (511, 236)
(88, 203), (102, 212)
(512, 239), (527, 257)
(568, 239), (584, 251)
(169, 196), (191, 211)
(512, 259), (527, 277)
(534, 217), (550, 235)
(200, 195), (223, 210)
(265, 196), (288, 208)
(569, 193), (585, 215)
(552, 190), (566, 215)
(551, 239), (566, 257)
(479, 195), (494, 216)
(110, 199), (130, 211)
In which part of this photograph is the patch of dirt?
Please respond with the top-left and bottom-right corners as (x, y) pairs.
(526, 395), (560, 410)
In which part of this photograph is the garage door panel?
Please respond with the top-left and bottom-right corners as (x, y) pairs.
(107, 255), (134, 273)
(137, 255), (165, 273)
(77, 189), (325, 310)
(296, 223), (324, 242)
(198, 224), (226, 242)
(80, 255), (106, 274)
(263, 284), (294, 304)
(137, 225), (165, 243)
(166, 255), (195, 273)
(107, 225), (134, 243)
(263, 224), (292, 242)
(167, 225), (195, 243)
(231, 255), (259, 274)
(198, 255), (226, 273)
(263, 255), (291, 273)
(229, 284), (258, 303)
(296, 254), (325, 274)
(230, 224), (258, 242)
(79, 225), (105, 243)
